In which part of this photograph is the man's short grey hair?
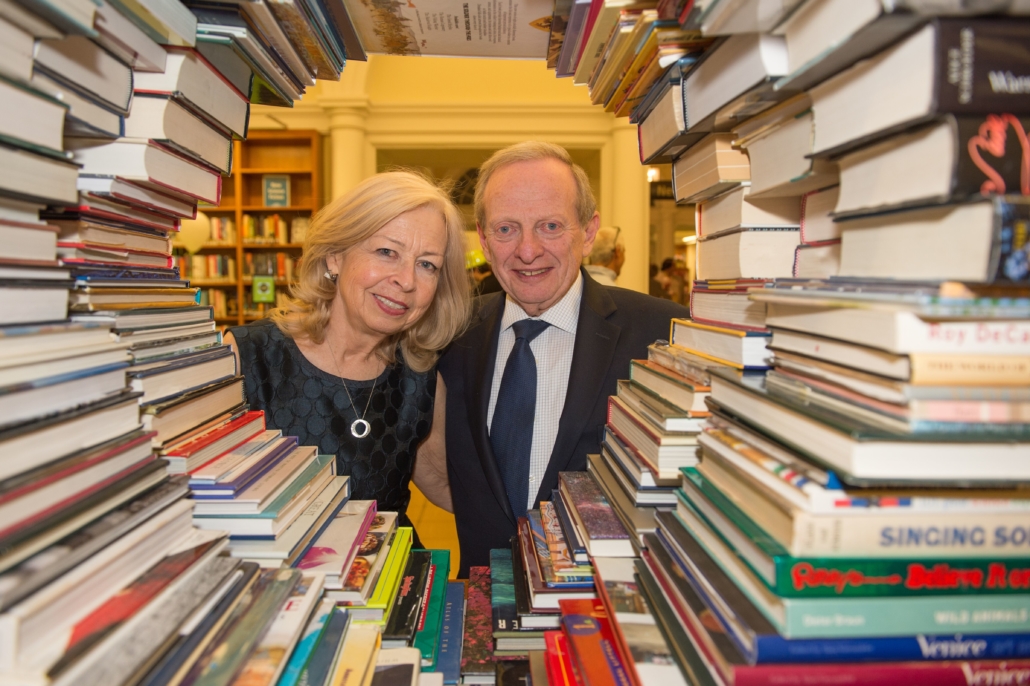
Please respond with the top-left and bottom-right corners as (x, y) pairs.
(588, 226), (623, 265)
(474, 141), (597, 229)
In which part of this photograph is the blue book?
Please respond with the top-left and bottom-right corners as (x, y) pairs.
(490, 548), (518, 633)
(436, 582), (465, 685)
(277, 600), (336, 686)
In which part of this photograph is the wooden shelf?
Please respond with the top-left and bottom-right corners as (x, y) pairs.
(191, 279), (237, 287)
(240, 205), (314, 212)
(191, 130), (321, 326)
(239, 168), (312, 174)
(242, 277), (290, 285)
(173, 242), (238, 251)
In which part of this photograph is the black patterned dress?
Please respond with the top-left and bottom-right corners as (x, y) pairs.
(229, 319), (435, 538)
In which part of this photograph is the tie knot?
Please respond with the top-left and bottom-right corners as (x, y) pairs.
(512, 318), (550, 343)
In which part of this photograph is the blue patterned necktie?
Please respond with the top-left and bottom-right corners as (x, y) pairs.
(491, 318), (551, 519)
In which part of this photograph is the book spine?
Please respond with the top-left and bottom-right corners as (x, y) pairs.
(561, 471), (629, 542)
(383, 550), (431, 643)
(436, 582), (465, 684)
(779, 593), (1030, 639)
(490, 547), (520, 632)
(934, 19), (1030, 114)
(544, 630), (580, 686)
(737, 661), (1030, 686)
(909, 353), (1030, 386)
(560, 600), (633, 686)
(754, 631), (1030, 665)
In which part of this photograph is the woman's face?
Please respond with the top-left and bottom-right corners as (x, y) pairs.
(326, 205), (447, 341)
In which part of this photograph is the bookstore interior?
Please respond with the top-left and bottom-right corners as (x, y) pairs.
(2, 0), (1030, 684)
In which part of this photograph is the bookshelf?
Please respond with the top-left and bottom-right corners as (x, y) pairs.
(175, 129), (323, 327)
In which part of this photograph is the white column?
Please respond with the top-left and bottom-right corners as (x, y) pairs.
(610, 119), (649, 293)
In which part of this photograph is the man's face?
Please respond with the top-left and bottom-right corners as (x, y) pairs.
(477, 158), (600, 316)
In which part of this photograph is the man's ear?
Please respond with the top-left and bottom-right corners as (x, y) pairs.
(477, 222), (494, 263)
(581, 213), (601, 257)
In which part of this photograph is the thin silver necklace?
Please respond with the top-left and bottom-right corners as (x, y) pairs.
(324, 334), (379, 439)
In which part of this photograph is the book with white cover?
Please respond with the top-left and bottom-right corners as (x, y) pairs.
(0, 144), (79, 205)
(793, 242), (840, 279)
(798, 185), (839, 244)
(65, 138), (221, 204)
(0, 500), (194, 671)
(29, 71), (123, 139)
(683, 31), (788, 131)
(33, 36), (134, 114)
(696, 227), (799, 280)
(740, 109), (837, 198)
(134, 47), (250, 137)
(123, 95), (232, 174)
(698, 184), (799, 238)
(93, 0), (166, 71)
(297, 499), (375, 588)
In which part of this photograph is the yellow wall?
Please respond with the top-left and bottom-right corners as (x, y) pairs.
(250, 56), (651, 292)
(250, 59), (652, 572)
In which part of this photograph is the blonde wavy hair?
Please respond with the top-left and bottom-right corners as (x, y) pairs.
(271, 171), (470, 373)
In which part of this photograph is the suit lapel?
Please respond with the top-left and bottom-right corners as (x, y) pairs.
(534, 273), (620, 504)
(463, 293), (517, 526)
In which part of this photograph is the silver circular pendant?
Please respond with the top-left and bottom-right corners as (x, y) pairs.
(350, 418), (371, 439)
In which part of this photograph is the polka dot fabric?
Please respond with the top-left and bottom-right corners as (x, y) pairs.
(229, 320), (436, 520)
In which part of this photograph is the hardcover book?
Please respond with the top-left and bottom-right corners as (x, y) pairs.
(559, 471), (633, 557)
(490, 547), (520, 634)
(382, 550), (433, 648)
(558, 598), (633, 686)
(436, 581), (466, 685)
(413, 549), (450, 667)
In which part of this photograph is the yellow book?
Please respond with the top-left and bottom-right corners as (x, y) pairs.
(605, 30), (659, 112)
(352, 527), (413, 624)
(593, 11), (657, 106)
(329, 624), (381, 686)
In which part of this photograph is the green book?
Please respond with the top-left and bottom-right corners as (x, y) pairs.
(413, 549), (451, 669)
(679, 467), (1030, 599)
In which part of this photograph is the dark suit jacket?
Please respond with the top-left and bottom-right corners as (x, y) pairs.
(437, 269), (690, 577)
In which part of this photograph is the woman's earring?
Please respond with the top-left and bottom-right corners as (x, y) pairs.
(324, 270), (338, 283)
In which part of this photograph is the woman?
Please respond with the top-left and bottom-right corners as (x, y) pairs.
(223, 171), (469, 538)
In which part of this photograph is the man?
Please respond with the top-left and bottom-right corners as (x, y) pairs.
(426, 142), (688, 576)
(584, 226), (624, 287)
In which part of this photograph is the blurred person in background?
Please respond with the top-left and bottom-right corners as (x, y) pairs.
(584, 226), (625, 287)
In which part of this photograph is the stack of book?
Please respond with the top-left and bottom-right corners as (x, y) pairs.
(542, 0), (1030, 684)
(594, 339), (728, 544)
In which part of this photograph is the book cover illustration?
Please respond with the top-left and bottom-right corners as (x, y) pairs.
(383, 550), (432, 644)
(342, 511), (397, 593)
(560, 472), (629, 541)
(297, 499), (376, 574)
(45, 537), (220, 677)
(540, 501), (590, 575)
(338, 0), (553, 57)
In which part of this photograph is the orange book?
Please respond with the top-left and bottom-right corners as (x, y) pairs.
(558, 599), (632, 686)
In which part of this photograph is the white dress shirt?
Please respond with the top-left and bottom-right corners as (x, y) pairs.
(487, 273), (583, 510)
(584, 264), (617, 287)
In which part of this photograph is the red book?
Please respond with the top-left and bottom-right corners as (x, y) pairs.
(575, 0), (604, 70)
(559, 598), (633, 686)
(545, 630), (583, 686)
(162, 410), (265, 474)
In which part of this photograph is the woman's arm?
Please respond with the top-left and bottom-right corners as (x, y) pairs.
(413, 372), (453, 513)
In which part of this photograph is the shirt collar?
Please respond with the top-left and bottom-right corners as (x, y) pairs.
(501, 271), (583, 335)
